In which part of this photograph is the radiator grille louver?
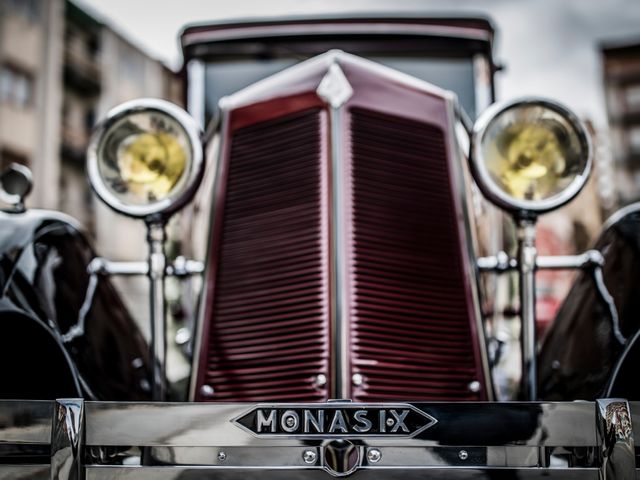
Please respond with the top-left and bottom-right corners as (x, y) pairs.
(348, 108), (482, 401)
(196, 59), (488, 402)
(198, 109), (330, 402)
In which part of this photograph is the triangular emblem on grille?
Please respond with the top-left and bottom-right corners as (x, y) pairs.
(317, 63), (353, 108)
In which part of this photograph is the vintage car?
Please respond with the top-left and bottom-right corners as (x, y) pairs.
(0, 14), (638, 480)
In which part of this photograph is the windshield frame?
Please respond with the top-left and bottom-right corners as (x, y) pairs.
(180, 15), (497, 129)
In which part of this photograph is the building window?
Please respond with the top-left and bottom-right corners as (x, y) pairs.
(119, 46), (145, 85)
(84, 108), (95, 132)
(624, 84), (640, 112)
(87, 36), (100, 60)
(0, 64), (34, 109)
(628, 126), (640, 154)
(6, 0), (41, 23)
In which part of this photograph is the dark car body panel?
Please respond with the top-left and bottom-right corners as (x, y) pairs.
(539, 204), (640, 400)
(0, 210), (151, 401)
(0, 303), (80, 400)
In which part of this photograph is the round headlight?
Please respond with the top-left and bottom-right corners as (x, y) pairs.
(87, 99), (203, 219)
(471, 98), (591, 214)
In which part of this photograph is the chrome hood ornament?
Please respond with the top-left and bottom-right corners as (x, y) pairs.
(317, 61), (353, 108)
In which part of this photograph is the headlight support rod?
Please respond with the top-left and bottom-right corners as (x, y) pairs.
(478, 241), (621, 401)
(85, 250), (204, 401)
(517, 218), (538, 401)
(147, 221), (168, 401)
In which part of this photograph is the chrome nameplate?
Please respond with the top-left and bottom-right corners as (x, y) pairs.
(233, 402), (437, 438)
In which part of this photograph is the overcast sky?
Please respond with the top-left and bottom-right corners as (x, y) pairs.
(77, 0), (640, 128)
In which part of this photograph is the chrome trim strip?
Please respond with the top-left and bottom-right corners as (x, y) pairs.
(188, 128), (226, 402)
(148, 446), (323, 467)
(50, 398), (84, 480)
(147, 222), (168, 401)
(86, 258), (204, 277)
(329, 105), (348, 399)
(472, 53), (494, 119)
(592, 266), (626, 346)
(536, 251), (604, 270)
(224, 50), (450, 113)
(596, 399), (635, 480)
(317, 62), (353, 400)
(187, 269), (207, 401)
(447, 97), (495, 401)
(84, 466), (603, 480)
(517, 219), (537, 401)
(143, 444), (582, 468)
(182, 22), (492, 49)
(478, 250), (605, 272)
(88, 259), (148, 276)
(603, 201), (640, 231)
(0, 466), (50, 477)
(187, 59), (206, 130)
(0, 401), (54, 444)
(61, 273), (99, 344)
(477, 252), (516, 272)
(5, 399), (640, 477)
(83, 401), (599, 447)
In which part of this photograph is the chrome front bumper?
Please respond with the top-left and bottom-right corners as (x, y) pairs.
(0, 399), (636, 479)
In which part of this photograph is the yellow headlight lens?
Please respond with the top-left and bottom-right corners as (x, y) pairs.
(117, 131), (186, 200)
(476, 101), (590, 211)
(88, 99), (203, 218)
(98, 110), (191, 206)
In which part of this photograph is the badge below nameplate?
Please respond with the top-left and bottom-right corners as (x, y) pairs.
(233, 403), (437, 438)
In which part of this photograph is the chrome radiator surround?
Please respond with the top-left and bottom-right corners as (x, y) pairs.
(0, 399), (636, 479)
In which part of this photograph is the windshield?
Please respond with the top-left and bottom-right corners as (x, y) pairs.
(204, 54), (477, 123)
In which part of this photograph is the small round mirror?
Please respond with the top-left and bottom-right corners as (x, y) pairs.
(0, 163), (33, 211)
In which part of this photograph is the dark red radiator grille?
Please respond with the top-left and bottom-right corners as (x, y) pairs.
(198, 108), (330, 402)
(348, 107), (483, 401)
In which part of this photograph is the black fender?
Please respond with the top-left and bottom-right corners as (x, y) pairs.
(0, 299), (81, 399)
(0, 209), (152, 400)
(539, 203), (640, 400)
(604, 327), (640, 398)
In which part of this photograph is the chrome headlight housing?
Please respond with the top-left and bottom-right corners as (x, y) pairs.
(470, 98), (592, 215)
(87, 98), (203, 219)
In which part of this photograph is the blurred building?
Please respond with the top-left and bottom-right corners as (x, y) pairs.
(0, 0), (64, 208)
(602, 39), (640, 203)
(1, 0), (182, 332)
(60, 0), (182, 259)
(0, 0), (181, 248)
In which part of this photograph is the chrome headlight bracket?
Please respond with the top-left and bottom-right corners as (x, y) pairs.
(470, 97), (593, 402)
(86, 99), (204, 401)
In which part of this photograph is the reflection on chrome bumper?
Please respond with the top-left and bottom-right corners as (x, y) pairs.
(0, 399), (636, 479)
